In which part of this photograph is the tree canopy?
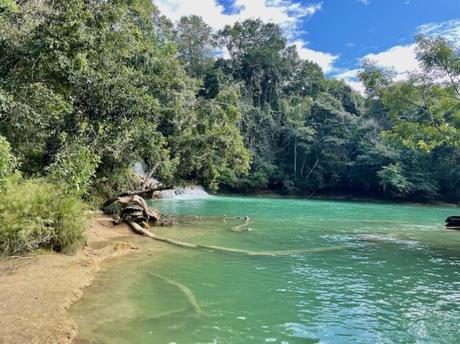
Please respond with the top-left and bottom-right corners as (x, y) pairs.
(0, 0), (458, 202)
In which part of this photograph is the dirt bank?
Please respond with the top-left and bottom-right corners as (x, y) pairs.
(0, 217), (143, 344)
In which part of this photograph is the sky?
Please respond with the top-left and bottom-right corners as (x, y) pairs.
(154, 0), (460, 93)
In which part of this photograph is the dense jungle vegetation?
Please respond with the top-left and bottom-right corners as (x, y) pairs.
(0, 0), (459, 254)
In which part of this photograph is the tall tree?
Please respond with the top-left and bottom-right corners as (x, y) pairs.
(174, 15), (214, 78)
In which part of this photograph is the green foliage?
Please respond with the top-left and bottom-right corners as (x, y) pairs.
(0, 0), (250, 196)
(174, 15), (214, 77)
(173, 85), (251, 190)
(0, 178), (88, 257)
(0, 135), (17, 181)
(377, 164), (413, 196)
(0, 0), (18, 13)
(48, 138), (100, 194)
(360, 36), (459, 152)
(0, 0), (458, 206)
(357, 35), (459, 201)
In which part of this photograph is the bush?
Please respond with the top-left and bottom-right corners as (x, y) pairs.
(0, 178), (88, 257)
(0, 135), (17, 181)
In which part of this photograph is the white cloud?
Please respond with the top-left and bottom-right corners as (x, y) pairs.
(155, 0), (322, 36)
(357, 0), (370, 5)
(292, 40), (339, 73)
(418, 19), (460, 44)
(333, 44), (419, 94)
(363, 44), (419, 80)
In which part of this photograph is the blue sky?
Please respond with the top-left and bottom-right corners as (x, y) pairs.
(155, 0), (460, 92)
(291, 0), (460, 71)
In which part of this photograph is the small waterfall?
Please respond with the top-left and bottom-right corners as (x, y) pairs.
(133, 162), (146, 177)
(132, 162), (209, 199)
(156, 185), (210, 199)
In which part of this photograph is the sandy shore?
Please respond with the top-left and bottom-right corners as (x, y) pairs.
(0, 216), (143, 344)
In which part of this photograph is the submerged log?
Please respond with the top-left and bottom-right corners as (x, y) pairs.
(149, 273), (205, 317)
(445, 216), (460, 230)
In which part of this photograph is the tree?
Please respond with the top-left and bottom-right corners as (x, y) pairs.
(358, 34), (459, 201)
(174, 15), (214, 77)
(377, 163), (413, 197)
(359, 36), (460, 151)
(0, 0), (250, 195)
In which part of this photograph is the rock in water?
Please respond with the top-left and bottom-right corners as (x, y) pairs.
(445, 216), (460, 230)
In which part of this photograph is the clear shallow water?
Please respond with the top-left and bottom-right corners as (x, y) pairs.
(72, 197), (460, 344)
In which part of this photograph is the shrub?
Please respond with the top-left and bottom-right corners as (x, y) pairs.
(0, 178), (88, 257)
(0, 135), (17, 181)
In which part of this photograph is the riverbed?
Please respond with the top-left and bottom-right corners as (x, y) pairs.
(71, 196), (460, 343)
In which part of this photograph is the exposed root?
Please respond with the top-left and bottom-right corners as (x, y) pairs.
(126, 221), (348, 257)
(148, 273), (205, 317)
(117, 195), (161, 222)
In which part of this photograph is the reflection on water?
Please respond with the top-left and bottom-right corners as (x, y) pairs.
(72, 197), (460, 344)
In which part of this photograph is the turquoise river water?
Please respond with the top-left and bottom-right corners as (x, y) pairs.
(72, 196), (460, 344)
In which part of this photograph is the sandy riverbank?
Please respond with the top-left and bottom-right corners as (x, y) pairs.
(0, 216), (145, 344)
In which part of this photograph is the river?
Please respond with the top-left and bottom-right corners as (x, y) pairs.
(72, 196), (460, 343)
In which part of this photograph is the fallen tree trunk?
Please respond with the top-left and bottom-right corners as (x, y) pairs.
(126, 221), (348, 256)
(106, 193), (349, 256)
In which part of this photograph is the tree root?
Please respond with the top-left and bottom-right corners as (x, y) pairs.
(126, 221), (348, 257)
(148, 273), (205, 317)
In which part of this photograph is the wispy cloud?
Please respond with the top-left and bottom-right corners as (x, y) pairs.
(418, 19), (460, 43)
(357, 0), (370, 5)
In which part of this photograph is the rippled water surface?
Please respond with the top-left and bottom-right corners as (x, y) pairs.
(72, 197), (460, 343)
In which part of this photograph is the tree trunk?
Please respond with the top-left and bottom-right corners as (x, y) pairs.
(304, 157), (319, 182)
(300, 153), (307, 177)
(293, 137), (297, 176)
